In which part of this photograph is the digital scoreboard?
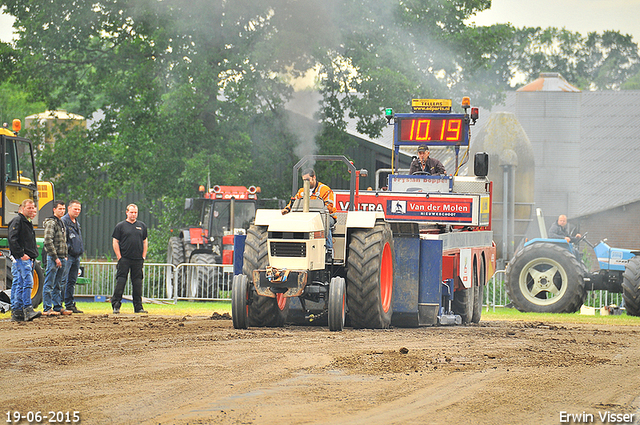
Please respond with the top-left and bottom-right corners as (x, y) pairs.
(399, 117), (464, 143)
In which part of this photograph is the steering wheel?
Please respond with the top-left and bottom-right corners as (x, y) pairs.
(572, 232), (588, 244)
(412, 171), (431, 176)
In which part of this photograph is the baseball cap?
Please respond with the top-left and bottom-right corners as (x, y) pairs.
(417, 145), (429, 152)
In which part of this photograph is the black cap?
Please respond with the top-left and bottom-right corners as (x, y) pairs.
(417, 145), (429, 152)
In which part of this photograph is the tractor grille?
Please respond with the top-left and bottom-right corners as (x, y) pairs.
(270, 242), (306, 257)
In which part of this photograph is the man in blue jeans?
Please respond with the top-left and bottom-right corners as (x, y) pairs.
(8, 199), (42, 322)
(42, 200), (71, 316)
(62, 200), (84, 313)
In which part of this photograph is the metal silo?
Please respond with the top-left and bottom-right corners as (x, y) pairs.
(471, 112), (535, 262)
(515, 72), (582, 221)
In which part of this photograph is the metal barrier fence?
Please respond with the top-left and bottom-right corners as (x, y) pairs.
(75, 262), (234, 302)
(172, 263), (234, 301)
(77, 261), (624, 310)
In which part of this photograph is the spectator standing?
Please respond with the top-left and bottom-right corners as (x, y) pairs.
(62, 200), (84, 313)
(111, 204), (148, 314)
(8, 199), (42, 322)
(42, 200), (71, 316)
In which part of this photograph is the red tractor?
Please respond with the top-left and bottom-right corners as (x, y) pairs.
(168, 185), (260, 299)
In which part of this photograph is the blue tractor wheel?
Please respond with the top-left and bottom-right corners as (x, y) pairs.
(622, 256), (640, 316)
(506, 242), (586, 313)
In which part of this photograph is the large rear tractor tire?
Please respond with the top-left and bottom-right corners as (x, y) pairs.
(346, 222), (394, 329)
(166, 237), (185, 298)
(622, 256), (640, 316)
(243, 224), (289, 327)
(506, 243), (586, 313)
(191, 252), (218, 298)
(328, 276), (346, 331)
(232, 274), (249, 329)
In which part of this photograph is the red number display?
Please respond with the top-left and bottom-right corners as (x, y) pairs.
(399, 118), (463, 143)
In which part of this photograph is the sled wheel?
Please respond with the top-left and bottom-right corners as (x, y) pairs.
(471, 258), (485, 324)
(452, 283), (473, 324)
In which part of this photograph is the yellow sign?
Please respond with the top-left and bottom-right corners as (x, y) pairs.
(480, 195), (490, 226)
(411, 99), (452, 113)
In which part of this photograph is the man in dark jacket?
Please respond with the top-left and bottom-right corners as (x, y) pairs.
(8, 199), (42, 322)
(409, 145), (446, 175)
(548, 214), (581, 243)
(42, 200), (70, 316)
(62, 200), (84, 313)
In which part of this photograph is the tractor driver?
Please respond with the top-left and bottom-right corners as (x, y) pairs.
(282, 169), (336, 255)
(409, 145), (446, 175)
(548, 214), (581, 243)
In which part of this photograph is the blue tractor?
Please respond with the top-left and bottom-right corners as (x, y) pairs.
(506, 213), (640, 314)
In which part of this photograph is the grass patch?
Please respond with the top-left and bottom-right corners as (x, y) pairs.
(483, 307), (640, 326)
(1, 300), (231, 318)
(2, 303), (640, 325)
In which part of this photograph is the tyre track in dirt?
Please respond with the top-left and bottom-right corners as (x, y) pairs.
(2, 315), (640, 425)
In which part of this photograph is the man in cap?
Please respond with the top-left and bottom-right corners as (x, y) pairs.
(409, 145), (446, 175)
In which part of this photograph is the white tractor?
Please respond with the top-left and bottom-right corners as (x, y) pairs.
(232, 155), (394, 331)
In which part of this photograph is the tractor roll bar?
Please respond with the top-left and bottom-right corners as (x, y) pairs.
(292, 155), (356, 212)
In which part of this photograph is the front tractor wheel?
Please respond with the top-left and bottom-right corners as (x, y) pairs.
(232, 274), (249, 329)
(506, 243), (586, 313)
(328, 276), (346, 331)
(347, 222), (394, 329)
(622, 256), (640, 316)
(243, 224), (289, 327)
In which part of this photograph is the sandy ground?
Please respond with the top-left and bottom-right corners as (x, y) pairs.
(2, 313), (640, 425)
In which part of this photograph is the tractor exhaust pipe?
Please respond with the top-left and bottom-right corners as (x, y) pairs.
(303, 179), (310, 213)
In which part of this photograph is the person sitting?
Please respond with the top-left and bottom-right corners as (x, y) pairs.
(409, 145), (446, 175)
(282, 168), (336, 257)
(548, 214), (581, 243)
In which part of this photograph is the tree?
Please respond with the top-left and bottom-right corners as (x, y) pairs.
(488, 27), (640, 90)
(0, 0), (514, 259)
(0, 81), (46, 125)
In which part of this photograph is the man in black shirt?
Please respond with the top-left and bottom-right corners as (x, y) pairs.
(111, 204), (148, 314)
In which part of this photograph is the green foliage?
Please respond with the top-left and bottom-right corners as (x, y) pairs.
(492, 27), (640, 90)
(621, 70), (640, 89)
(0, 81), (46, 124)
(5, 0), (639, 260)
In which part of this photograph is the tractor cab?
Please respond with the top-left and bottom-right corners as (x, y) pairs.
(183, 185), (259, 263)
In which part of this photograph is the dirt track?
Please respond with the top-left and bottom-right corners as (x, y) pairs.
(2, 314), (640, 425)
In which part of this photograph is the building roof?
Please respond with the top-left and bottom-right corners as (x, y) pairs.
(25, 110), (85, 121)
(517, 72), (581, 93)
